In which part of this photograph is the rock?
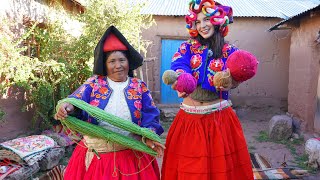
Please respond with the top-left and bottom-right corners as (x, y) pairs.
(160, 107), (179, 122)
(292, 133), (300, 139)
(313, 132), (320, 138)
(269, 115), (293, 141)
(38, 147), (65, 171)
(6, 162), (40, 180)
(305, 138), (320, 169)
(292, 116), (302, 134)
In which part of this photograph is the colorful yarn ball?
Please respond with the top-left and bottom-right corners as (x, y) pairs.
(162, 70), (178, 85)
(226, 50), (258, 82)
(213, 69), (233, 90)
(176, 73), (197, 94)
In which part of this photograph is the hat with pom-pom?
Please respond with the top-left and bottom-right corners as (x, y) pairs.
(185, 0), (233, 37)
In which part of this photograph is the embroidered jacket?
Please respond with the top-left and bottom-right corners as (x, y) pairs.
(69, 75), (164, 135)
(171, 38), (238, 100)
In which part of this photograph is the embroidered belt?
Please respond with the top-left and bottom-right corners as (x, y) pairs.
(180, 100), (232, 114)
(83, 136), (128, 170)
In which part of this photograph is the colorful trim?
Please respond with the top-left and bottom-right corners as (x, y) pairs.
(180, 100), (232, 114)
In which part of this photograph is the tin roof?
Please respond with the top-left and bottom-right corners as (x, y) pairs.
(269, 3), (320, 31)
(140, 0), (320, 19)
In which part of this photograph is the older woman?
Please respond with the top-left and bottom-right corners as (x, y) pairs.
(55, 26), (164, 180)
(161, 0), (255, 180)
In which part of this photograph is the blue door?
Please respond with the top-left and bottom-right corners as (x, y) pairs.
(161, 39), (185, 104)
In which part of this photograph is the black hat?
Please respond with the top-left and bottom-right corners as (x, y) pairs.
(93, 26), (143, 76)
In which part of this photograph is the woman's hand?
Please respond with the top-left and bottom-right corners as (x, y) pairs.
(143, 137), (166, 158)
(214, 69), (233, 91)
(171, 80), (178, 90)
(171, 81), (189, 98)
(54, 103), (74, 120)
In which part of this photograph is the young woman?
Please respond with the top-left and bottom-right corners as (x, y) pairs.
(161, 0), (254, 179)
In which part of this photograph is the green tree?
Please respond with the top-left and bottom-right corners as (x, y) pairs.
(0, 0), (154, 129)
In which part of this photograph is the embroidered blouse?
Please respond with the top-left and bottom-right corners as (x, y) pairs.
(69, 75), (164, 135)
(100, 77), (131, 136)
(171, 38), (238, 100)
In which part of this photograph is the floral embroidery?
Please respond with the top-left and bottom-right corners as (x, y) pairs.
(222, 44), (231, 58)
(129, 78), (139, 89)
(172, 52), (182, 62)
(134, 100), (142, 110)
(190, 45), (205, 54)
(192, 71), (200, 81)
(207, 74), (215, 86)
(208, 59), (224, 73)
(74, 86), (87, 98)
(127, 89), (141, 100)
(128, 78), (143, 99)
(176, 69), (185, 74)
(134, 110), (141, 119)
(90, 99), (100, 106)
(95, 94), (101, 98)
(223, 52), (228, 58)
(188, 39), (207, 54)
(180, 43), (187, 54)
(190, 54), (202, 70)
(93, 83), (99, 91)
(187, 39), (201, 46)
(86, 76), (96, 82)
(0, 135), (55, 153)
(141, 83), (148, 93)
(99, 87), (108, 95)
(97, 76), (107, 86)
(101, 96), (107, 100)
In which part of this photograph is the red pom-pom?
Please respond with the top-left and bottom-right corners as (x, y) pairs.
(226, 50), (258, 82)
(176, 73), (197, 94)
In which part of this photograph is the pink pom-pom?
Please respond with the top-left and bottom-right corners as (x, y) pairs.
(226, 50), (258, 82)
(176, 73), (197, 94)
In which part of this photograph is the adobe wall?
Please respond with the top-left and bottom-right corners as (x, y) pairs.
(288, 11), (320, 131)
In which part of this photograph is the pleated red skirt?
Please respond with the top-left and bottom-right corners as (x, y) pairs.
(64, 141), (160, 180)
(161, 107), (253, 180)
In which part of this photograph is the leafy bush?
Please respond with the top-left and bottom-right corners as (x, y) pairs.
(0, 0), (153, 129)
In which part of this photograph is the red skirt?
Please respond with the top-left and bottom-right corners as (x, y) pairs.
(64, 141), (160, 180)
(161, 107), (253, 180)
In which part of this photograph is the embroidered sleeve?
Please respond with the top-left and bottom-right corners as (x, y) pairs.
(68, 76), (95, 102)
(140, 81), (164, 135)
(67, 76), (95, 120)
(171, 41), (192, 74)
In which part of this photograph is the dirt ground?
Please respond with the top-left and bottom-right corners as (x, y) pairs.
(158, 105), (320, 180)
